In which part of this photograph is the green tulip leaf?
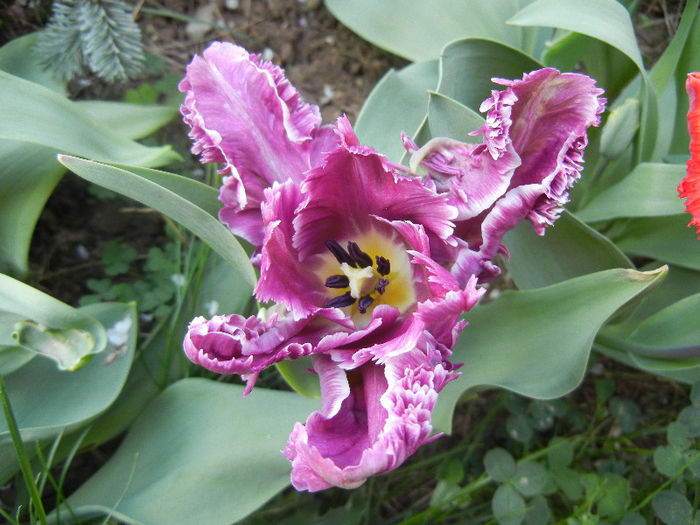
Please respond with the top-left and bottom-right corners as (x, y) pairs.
(0, 140), (64, 277)
(326, 0), (543, 62)
(0, 302), (136, 482)
(629, 293), (700, 348)
(577, 163), (685, 222)
(56, 378), (318, 525)
(76, 100), (177, 141)
(504, 211), (632, 290)
(509, 0), (644, 71)
(276, 356), (321, 400)
(0, 71), (179, 168)
(437, 38), (542, 112)
(432, 266), (667, 434)
(0, 274), (107, 370)
(356, 60), (438, 163)
(427, 92), (484, 142)
(0, 32), (65, 93)
(613, 215), (700, 272)
(57, 156), (256, 288)
(12, 320), (95, 372)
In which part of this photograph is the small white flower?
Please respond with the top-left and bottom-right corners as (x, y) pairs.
(205, 300), (219, 317)
(107, 317), (132, 347)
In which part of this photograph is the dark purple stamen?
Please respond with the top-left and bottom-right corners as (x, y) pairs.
(325, 291), (355, 309)
(375, 278), (389, 294)
(325, 274), (350, 288)
(358, 294), (374, 314)
(375, 256), (391, 276)
(325, 239), (356, 267)
(347, 241), (372, 268)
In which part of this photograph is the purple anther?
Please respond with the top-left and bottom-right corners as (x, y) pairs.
(325, 275), (350, 288)
(324, 291), (356, 309)
(325, 239), (356, 267)
(357, 294), (374, 314)
(375, 278), (389, 294)
(375, 256), (391, 276)
(347, 241), (373, 268)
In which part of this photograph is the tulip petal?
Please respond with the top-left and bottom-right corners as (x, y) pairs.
(179, 41), (324, 243)
(680, 72), (700, 236)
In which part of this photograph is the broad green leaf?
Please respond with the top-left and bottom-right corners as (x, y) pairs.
(609, 265), (700, 337)
(0, 71), (179, 168)
(0, 274), (107, 370)
(77, 100), (177, 140)
(436, 38), (542, 113)
(13, 320), (96, 372)
(355, 60), (438, 163)
(433, 266), (667, 434)
(544, 33), (637, 103)
(277, 356), (321, 400)
(598, 294), (700, 379)
(57, 379), (318, 525)
(508, 0), (644, 71)
(504, 211), (632, 290)
(192, 253), (255, 318)
(105, 162), (223, 218)
(0, 303), (136, 482)
(577, 163), (685, 222)
(0, 314), (34, 376)
(58, 156), (256, 288)
(629, 294), (700, 348)
(613, 215), (700, 272)
(427, 92), (484, 142)
(0, 346), (34, 376)
(326, 0), (542, 62)
(0, 140), (64, 277)
(0, 32), (65, 93)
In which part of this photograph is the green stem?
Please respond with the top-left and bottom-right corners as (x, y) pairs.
(0, 375), (48, 525)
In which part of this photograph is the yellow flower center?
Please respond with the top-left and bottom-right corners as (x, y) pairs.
(320, 229), (416, 324)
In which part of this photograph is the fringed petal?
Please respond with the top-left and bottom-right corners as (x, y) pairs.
(179, 41), (323, 243)
(255, 180), (326, 319)
(293, 116), (457, 261)
(183, 312), (312, 394)
(494, 68), (605, 230)
(284, 348), (455, 491)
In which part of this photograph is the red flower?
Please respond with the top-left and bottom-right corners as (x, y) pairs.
(680, 72), (700, 237)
